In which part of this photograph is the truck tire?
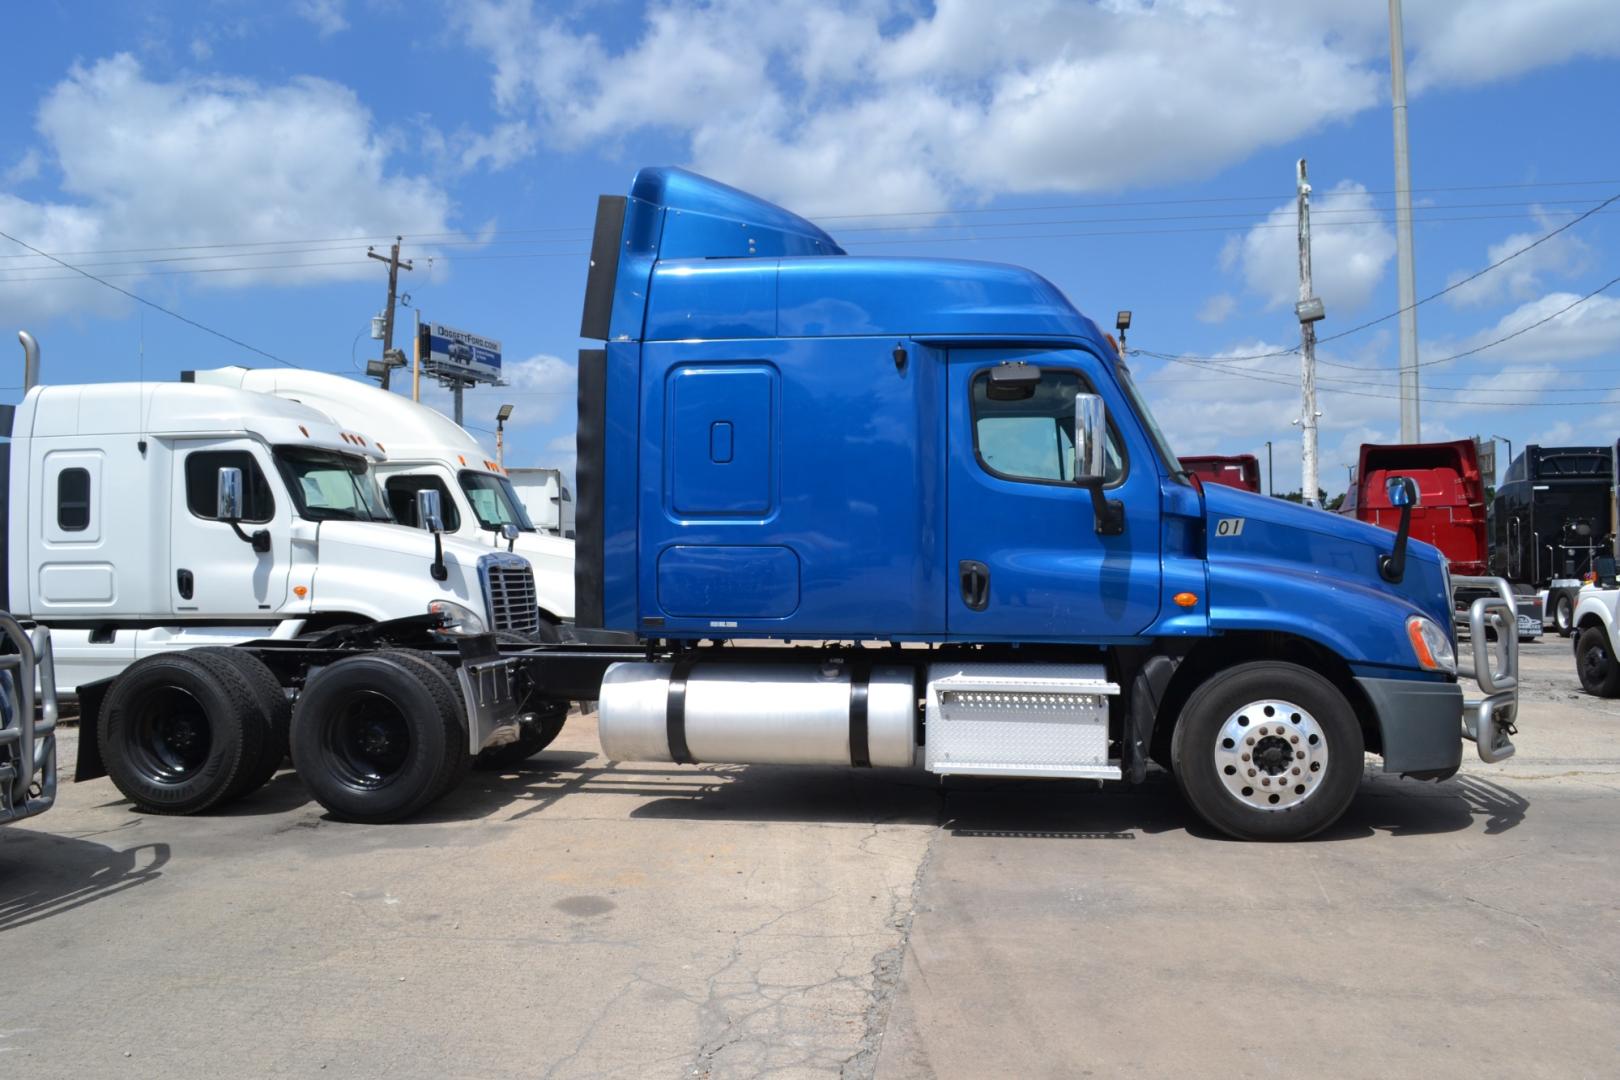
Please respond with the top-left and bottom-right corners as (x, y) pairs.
(190, 647), (292, 794)
(99, 651), (270, 815)
(473, 703), (569, 770)
(386, 650), (472, 797)
(1576, 627), (1620, 697)
(289, 651), (462, 822)
(1169, 662), (1363, 841)
(1554, 594), (1575, 637)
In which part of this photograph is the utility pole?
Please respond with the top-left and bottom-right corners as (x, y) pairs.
(1264, 440), (1274, 497)
(1389, 0), (1420, 440)
(1295, 159), (1326, 509)
(367, 236), (413, 391)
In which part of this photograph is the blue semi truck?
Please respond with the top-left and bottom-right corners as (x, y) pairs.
(73, 168), (1519, 840)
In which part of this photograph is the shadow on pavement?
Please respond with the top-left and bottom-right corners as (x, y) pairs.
(0, 826), (169, 931)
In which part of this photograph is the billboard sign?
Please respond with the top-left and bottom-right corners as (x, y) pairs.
(418, 322), (502, 384)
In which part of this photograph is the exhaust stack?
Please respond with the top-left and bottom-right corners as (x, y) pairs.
(18, 330), (39, 391)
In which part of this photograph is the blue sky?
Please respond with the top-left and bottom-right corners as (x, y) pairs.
(3, 0), (1618, 497)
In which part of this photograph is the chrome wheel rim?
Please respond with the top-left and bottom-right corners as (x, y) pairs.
(1212, 699), (1329, 811)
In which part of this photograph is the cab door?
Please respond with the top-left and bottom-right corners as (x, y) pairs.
(946, 347), (1162, 640)
(169, 439), (291, 616)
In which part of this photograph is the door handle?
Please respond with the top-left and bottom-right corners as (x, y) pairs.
(959, 560), (989, 611)
(177, 569), (194, 600)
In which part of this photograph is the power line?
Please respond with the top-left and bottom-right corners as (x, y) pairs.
(0, 227), (302, 369)
(1138, 192), (1620, 363)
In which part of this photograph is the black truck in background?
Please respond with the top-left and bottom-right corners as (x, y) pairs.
(1490, 444), (1614, 634)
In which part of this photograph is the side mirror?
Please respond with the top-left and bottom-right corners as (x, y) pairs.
(1073, 393), (1109, 484)
(1379, 475), (1420, 583)
(1385, 475), (1419, 509)
(415, 488), (445, 534)
(1072, 393), (1124, 536)
(216, 467), (244, 522)
(501, 523), (520, 542)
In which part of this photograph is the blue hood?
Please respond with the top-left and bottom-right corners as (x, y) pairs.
(1199, 483), (1452, 672)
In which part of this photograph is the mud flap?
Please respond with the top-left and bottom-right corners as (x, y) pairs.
(73, 675), (115, 781)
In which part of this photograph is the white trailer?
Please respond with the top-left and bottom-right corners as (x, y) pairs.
(505, 467), (575, 538)
(4, 377), (544, 698)
(187, 367), (575, 630)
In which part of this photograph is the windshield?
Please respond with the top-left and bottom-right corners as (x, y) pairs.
(459, 471), (536, 532)
(1114, 361), (1187, 485)
(273, 447), (392, 522)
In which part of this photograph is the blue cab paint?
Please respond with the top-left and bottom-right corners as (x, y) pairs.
(589, 167), (1450, 675)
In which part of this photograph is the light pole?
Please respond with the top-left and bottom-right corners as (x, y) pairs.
(1491, 433), (1513, 481)
(1264, 440), (1275, 496)
(496, 403), (514, 467)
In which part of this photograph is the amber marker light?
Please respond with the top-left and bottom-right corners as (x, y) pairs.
(1174, 592), (1198, 608)
(293, 585), (308, 598)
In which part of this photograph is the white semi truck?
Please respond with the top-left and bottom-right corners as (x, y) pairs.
(186, 367), (576, 632)
(3, 367), (545, 697)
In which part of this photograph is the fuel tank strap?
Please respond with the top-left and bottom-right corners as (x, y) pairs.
(666, 656), (697, 765)
(849, 665), (871, 768)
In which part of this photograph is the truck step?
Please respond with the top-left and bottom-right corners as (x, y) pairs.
(924, 663), (1121, 781)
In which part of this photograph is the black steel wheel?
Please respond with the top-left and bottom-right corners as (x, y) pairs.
(1576, 626), (1620, 697)
(1169, 661), (1363, 841)
(99, 651), (269, 814)
(289, 652), (460, 822)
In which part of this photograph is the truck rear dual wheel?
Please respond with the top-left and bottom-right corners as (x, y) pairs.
(99, 651), (274, 815)
(289, 650), (467, 822)
(1575, 627), (1620, 697)
(1170, 662), (1363, 841)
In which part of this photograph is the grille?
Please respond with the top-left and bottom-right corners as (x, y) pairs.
(483, 559), (540, 637)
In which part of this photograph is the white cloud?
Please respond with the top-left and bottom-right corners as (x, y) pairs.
(0, 55), (457, 327)
(454, 0), (1620, 216)
(1446, 291), (1620, 366)
(296, 0), (348, 37)
(3, 149), (41, 186)
(416, 352), (576, 440)
(1197, 293), (1237, 324)
(1220, 181), (1395, 314)
(1443, 209), (1594, 308)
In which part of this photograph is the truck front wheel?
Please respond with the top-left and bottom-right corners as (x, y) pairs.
(1169, 662), (1363, 841)
(289, 652), (462, 822)
(1575, 627), (1620, 697)
(1555, 594), (1575, 637)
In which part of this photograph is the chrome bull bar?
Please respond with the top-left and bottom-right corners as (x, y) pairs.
(0, 615), (58, 824)
(1450, 575), (1518, 764)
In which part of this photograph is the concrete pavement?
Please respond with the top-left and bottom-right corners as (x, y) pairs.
(2, 638), (1616, 1078)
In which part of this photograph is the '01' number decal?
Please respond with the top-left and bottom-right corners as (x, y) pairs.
(1215, 517), (1246, 537)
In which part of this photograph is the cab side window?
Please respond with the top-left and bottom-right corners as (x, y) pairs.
(385, 475), (462, 531)
(971, 369), (1125, 485)
(57, 468), (91, 531)
(185, 451), (275, 522)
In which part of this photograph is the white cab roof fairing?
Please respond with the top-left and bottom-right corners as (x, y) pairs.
(191, 366), (497, 468)
(15, 382), (385, 462)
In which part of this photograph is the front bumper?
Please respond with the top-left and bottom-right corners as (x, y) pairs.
(1357, 576), (1519, 778)
(1453, 576), (1519, 765)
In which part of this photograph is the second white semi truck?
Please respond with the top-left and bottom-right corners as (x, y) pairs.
(186, 367), (576, 632)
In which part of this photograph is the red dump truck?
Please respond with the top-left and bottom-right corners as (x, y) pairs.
(1178, 454), (1262, 493)
(1343, 440), (1540, 638)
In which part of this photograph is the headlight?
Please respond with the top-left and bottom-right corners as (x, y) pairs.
(428, 600), (486, 634)
(1405, 615), (1457, 674)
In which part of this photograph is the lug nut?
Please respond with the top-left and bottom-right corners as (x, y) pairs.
(1292, 767), (1301, 775)
(1247, 768), (1257, 777)
(1290, 735), (1299, 744)
(1246, 736), (1255, 745)
(1261, 778), (1270, 786)
(1241, 752), (1251, 761)
(1296, 751), (1305, 760)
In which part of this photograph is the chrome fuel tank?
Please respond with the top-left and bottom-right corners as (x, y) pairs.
(599, 661), (918, 768)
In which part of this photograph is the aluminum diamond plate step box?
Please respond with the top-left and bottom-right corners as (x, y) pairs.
(924, 663), (1121, 780)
